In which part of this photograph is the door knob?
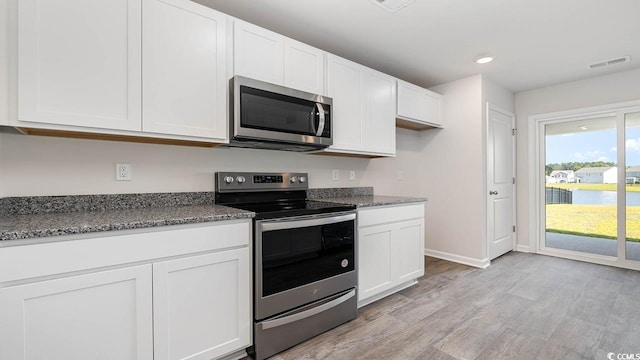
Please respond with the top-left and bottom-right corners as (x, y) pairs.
(489, 190), (498, 195)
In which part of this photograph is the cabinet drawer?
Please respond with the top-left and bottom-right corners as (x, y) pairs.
(358, 203), (424, 228)
(0, 220), (251, 284)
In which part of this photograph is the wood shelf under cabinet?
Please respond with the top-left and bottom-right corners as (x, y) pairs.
(395, 118), (443, 131)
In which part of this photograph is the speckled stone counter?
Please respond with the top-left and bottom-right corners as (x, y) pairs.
(317, 195), (427, 208)
(0, 192), (254, 242)
(0, 188), (425, 242)
(308, 187), (426, 207)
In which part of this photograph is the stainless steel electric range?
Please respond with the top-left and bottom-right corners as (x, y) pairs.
(215, 172), (357, 360)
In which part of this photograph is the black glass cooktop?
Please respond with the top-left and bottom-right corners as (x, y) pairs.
(215, 172), (355, 219)
(223, 199), (355, 220)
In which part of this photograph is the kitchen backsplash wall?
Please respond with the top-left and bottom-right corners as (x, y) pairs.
(0, 128), (426, 198)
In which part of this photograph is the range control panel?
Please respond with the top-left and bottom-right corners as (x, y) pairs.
(215, 172), (309, 192)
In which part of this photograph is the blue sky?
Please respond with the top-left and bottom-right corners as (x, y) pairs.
(546, 128), (640, 166)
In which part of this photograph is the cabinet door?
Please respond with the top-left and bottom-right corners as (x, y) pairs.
(284, 38), (325, 95)
(142, 0), (227, 140)
(18, 0), (142, 131)
(326, 54), (364, 152)
(365, 70), (396, 155)
(153, 248), (251, 360)
(393, 219), (425, 284)
(423, 89), (443, 127)
(234, 20), (284, 85)
(397, 80), (443, 128)
(357, 225), (394, 303)
(397, 80), (426, 122)
(0, 265), (153, 360)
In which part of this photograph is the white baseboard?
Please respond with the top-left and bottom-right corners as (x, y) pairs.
(425, 249), (490, 268)
(357, 280), (418, 308)
(516, 244), (530, 253)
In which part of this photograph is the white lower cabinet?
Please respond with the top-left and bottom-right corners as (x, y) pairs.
(357, 203), (425, 307)
(0, 221), (252, 360)
(153, 249), (251, 360)
(0, 265), (154, 360)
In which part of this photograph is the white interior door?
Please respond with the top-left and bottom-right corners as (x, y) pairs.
(487, 104), (516, 260)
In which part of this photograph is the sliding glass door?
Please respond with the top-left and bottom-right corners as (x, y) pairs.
(544, 117), (618, 257)
(539, 106), (640, 269)
(626, 112), (640, 262)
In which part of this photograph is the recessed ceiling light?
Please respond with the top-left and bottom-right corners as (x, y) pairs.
(579, 125), (588, 131)
(475, 55), (495, 64)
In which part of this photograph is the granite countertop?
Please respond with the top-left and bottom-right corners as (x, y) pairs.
(0, 188), (423, 242)
(306, 187), (426, 207)
(319, 195), (427, 208)
(0, 204), (253, 242)
(0, 192), (255, 242)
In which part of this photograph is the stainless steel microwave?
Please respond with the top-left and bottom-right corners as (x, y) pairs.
(228, 76), (332, 152)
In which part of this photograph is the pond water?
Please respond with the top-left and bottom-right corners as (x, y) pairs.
(572, 189), (640, 206)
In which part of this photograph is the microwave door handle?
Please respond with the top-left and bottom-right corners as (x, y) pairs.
(315, 103), (326, 137)
(310, 107), (318, 135)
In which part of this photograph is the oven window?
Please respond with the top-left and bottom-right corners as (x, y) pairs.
(261, 219), (354, 297)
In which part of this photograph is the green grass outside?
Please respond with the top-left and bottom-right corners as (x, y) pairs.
(546, 204), (640, 242)
(546, 183), (640, 192)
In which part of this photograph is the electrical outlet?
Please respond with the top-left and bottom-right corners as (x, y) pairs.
(397, 170), (404, 181)
(116, 163), (132, 181)
(349, 170), (356, 181)
(331, 169), (340, 181)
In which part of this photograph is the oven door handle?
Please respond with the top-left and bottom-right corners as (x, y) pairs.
(261, 289), (355, 330)
(261, 213), (356, 232)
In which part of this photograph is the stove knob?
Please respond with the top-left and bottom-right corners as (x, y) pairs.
(290, 176), (298, 183)
(236, 176), (246, 184)
(224, 176), (234, 184)
(299, 176), (306, 183)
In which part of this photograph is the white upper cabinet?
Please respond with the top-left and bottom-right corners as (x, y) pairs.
(326, 54), (395, 157)
(142, 0), (227, 140)
(396, 79), (443, 129)
(283, 38), (325, 95)
(326, 54), (365, 152)
(233, 20), (284, 85)
(365, 70), (396, 155)
(233, 20), (325, 94)
(17, 0), (142, 131)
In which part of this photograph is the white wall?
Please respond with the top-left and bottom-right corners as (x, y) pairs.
(0, 127), (435, 197)
(515, 67), (640, 251)
(426, 75), (485, 265)
(0, 0), (8, 197)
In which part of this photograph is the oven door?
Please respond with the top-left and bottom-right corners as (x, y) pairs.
(255, 211), (356, 320)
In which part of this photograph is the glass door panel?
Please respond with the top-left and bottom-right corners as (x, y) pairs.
(625, 112), (640, 261)
(544, 117), (618, 256)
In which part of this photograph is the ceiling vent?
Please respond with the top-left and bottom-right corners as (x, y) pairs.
(589, 56), (632, 69)
(371, 0), (417, 13)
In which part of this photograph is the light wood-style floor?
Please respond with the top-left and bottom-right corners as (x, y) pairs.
(265, 252), (640, 360)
